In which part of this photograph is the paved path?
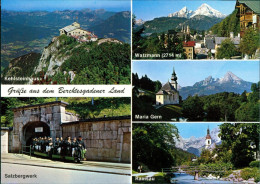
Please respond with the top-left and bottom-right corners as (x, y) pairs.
(132, 172), (158, 177)
(2, 163), (130, 184)
(1, 153), (131, 175)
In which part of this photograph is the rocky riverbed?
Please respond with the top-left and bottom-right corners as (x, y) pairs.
(208, 170), (259, 184)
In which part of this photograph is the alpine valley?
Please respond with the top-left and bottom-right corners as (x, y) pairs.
(136, 3), (226, 34)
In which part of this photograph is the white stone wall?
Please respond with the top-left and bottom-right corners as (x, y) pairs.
(68, 28), (91, 37)
(156, 93), (179, 105)
(1, 129), (9, 153)
(156, 95), (164, 105)
(62, 119), (131, 163)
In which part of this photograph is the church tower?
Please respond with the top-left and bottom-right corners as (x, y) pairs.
(186, 25), (190, 35)
(171, 67), (178, 90)
(205, 126), (212, 149)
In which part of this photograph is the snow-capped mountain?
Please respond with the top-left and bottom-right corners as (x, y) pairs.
(174, 127), (221, 156)
(218, 71), (243, 85)
(168, 3), (226, 19)
(168, 6), (193, 18)
(179, 71), (253, 99)
(190, 3), (226, 18)
(193, 71), (245, 87)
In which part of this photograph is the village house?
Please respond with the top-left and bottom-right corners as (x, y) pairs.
(183, 41), (196, 59)
(59, 22), (98, 42)
(214, 32), (240, 55)
(235, 0), (260, 37)
(132, 86), (146, 97)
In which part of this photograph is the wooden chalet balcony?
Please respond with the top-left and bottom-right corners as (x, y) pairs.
(240, 14), (253, 21)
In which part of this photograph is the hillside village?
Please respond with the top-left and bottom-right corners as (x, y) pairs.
(133, 0), (260, 60)
(190, 0), (259, 59)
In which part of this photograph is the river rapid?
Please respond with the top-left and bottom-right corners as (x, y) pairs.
(171, 173), (237, 184)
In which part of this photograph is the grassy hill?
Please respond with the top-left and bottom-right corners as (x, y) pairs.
(133, 88), (182, 121)
(2, 35), (131, 84)
(157, 105), (182, 120)
(2, 53), (41, 84)
(209, 9), (240, 37)
(138, 15), (223, 34)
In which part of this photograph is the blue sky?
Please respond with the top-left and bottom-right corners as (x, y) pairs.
(133, 0), (236, 20)
(174, 123), (222, 138)
(133, 61), (259, 87)
(2, 0), (130, 12)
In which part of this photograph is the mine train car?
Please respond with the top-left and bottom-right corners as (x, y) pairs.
(32, 147), (86, 163)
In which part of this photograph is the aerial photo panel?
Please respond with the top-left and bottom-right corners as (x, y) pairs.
(1, 0), (131, 85)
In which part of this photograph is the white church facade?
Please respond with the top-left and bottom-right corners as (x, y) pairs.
(156, 67), (180, 106)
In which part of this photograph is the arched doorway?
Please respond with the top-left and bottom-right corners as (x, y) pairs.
(23, 121), (50, 147)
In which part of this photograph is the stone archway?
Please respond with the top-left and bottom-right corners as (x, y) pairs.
(11, 101), (72, 153)
(23, 121), (50, 146)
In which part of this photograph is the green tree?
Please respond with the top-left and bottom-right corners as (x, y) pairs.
(216, 38), (239, 59)
(235, 102), (259, 121)
(132, 14), (146, 55)
(198, 149), (213, 164)
(205, 103), (221, 121)
(239, 28), (260, 58)
(235, 83), (260, 121)
(133, 123), (179, 171)
(219, 123), (260, 168)
(213, 143), (233, 164)
(154, 80), (162, 93)
(1, 116), (7, 127)
(240, 90), (248, 103)
(210, 9), (240, 37)
(182, 95), (204, 121)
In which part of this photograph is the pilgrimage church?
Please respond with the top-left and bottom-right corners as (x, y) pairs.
(156, 67), (180, 106)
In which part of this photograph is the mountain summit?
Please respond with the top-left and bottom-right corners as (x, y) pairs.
(168, 3), (226, 19)
(219, 71), (243, 84)
(179, 72), (253, 99)
(168, 6), (193, 18)
(174, 127), (221, 156)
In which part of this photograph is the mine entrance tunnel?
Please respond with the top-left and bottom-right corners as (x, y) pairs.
(23, 121), (50, 150)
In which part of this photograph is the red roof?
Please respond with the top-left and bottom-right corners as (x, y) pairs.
(206, 134), (211, 139)
(183, 41), (195, 47)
